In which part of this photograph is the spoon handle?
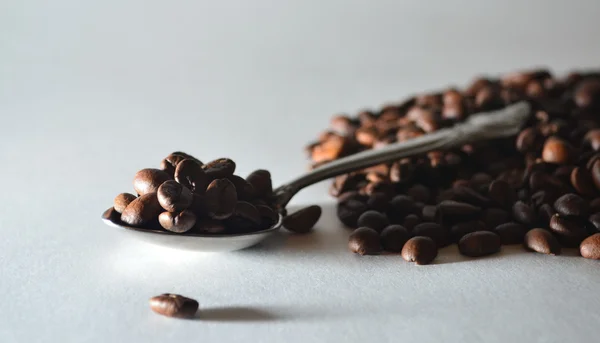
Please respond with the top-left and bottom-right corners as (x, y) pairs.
(273, 101), (531, 208)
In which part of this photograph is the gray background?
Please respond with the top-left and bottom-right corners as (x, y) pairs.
(1, 1), (600, 342)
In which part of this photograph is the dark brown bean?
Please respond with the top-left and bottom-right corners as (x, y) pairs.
(541, 136), (574, 164)
(570, 167), (597, 197)
(227, 175), (256, 201)
(282, 205), (322, 234)
(133, 169), (172, 196)
(458, 231), (501, 257)
(549, 214), (589, 246)
(452, 186), (491, 207)
(387, 195), (419, 223)
(175, 159), (208, 194)
(380, 225), (410, 252)
(160, 152), (202, 177)
(158, 210), (197, 233)
(401, 236), (438, 265)
(553, 193), (588, 217)
(584, 129), (600, 151)
(406, 184), (431, 203)
(592, 159), (600, 191)
(203, 158), (236, 179)
(512, 201), (536, 226)
(348, 227), (381, 255)
(524, 228), (561, 255)
(580, 233), (600, 259)
(412, 222), (448, 247)
(190, 218), (226, 234)
(574, 78), (600, 108)
(246, 170), (273, 198)
(157, 180), (194, 212)
(437, 200), (481, 224)
(450, 221), (486, 242)
(149, 294), (199, 319)
(366, 192), (391, 212)
(225, 201), (262, 233)
(421, 205), (437, 222)
(589, 213), (600, 231)
(205, 178), (237, 220)
(402, 214), (421, 231)
(481, 208), (511, 229)
(356, 210), (389, 233)
(256, 205), (279, 226)
(114, 193), (137, 213)
(121, 192), (163, 226)
(494, 222), (527, 245)
(488, 180), (517, 209)
(537, 204), (556, 227)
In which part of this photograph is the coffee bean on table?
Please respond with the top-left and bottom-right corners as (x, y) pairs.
(437, 200), (481, 224)
(121, 193), (163, 226)
(494, 222), (527, 245)
(114, 193), (137, 213)
(348, 227), (381, 255)
(157, 180), (194, 212)
(175, 159), (208, 194)
(580, 233), (600, 259)
(450, 220), (486, 242)
(458, 231), (501, 257)
(283, 205), (322, 234)
(524, 228), (561, 255)
(149, 293), (199, 319)
(549, 214), (589, 246)
(246, 170), (273, 198)
(553, 193), (588, 217)
(205, 178), (237, 220)
(402, 214), (421, 231)
(337, 192), (369, 227)
(412, 222), (448, 247)
(386, 195), (419, 223)
(133, 169), (172, 196)
(380, 225), (410, 252)
(203, 158), (236, 179)
(356, 210), (389, 233)
(158, 210), (197, 233)
(401, 236), (438, 265)
(512, 201), (536, 226)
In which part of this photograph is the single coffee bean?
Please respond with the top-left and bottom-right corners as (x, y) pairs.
(571, 167), (597, 197)
(175, 159), (209, 194)
(542, 136), (574, 164)
(256, 205), (279, 226)
(406, 184), (431, 203)
(149, 293), (199, 319)
(452, 186), (492, 207)
(537, 204), (556, 227)
(387, 195), (419, 223)
(188, 194), (209, 216)
(114, 193), (137, 213)
(205, 178), (237, 220)
(121, 192), (163, 226)
(458, 231), (501, 257)
(481, 208), (511, 229)
(512, 201), (536, 226)
(283, 205), (322, 234)
(488, 180), (517, 209)
(554, 193), (589, 217)
(421, 205), (438, 222)
(494, 222), (527, 245)
(133, 168), (172, 196)
(366, 192), (391, 212)
(574, 78), (600, 108)
(203, 158), (236, 179)
(412, 222), (448, 247)
(553, 165), (575, 184)
(580, 233), (600, 259)
(590, 198), (600, 213)
(348, 227), (381, 255)
(530, 190), (561, 209)
(516, 127), (542, 153)
(337, 192), (369, 227)
(158, 210), (197, 233)
(402, 214), (421, 231)
(356, 210), (389, 233)
(157, 180), (194, 212)
(450, 220), (486, 242)
(227, 175), (256, 201)
(591, 159), (600, 191)
(549, 214), (589, 246)
(246, 170), (273, 198)
(524, 228), (561, 255)
(224, 201), (262, 233)
(437, 200), (481, 224)
(401, 236), (438, 265)
(190, 218), (226, 234)
(160, 152), (202, 177)
(588, 213), (600, 231)
(380, 225), (410, 252)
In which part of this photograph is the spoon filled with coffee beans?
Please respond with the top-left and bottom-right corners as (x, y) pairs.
(102, 102), (530, 252)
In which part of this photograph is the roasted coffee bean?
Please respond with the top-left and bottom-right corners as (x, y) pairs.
(488, 180), (517, 209)
(591, 159), (600, 191)
(412, 222), (448, 247)
(175, 159), (208, 194)
(401, 236), (438, 265)
(512, 201), (536, 226)
(549, 214), (589, 246)
(470, 173), (493, 190)
(524, 228), (561, 255)
(283, 205), (322, 234)
(227, 175), (256, 201)
(114, 193), (137, 213)
(421, 205), (438, 222)
(246, 170), (273, 198)
(190, 218), (226, 234)
(553, 193), (588, 217)
(188, 194), (209, 216)
(590, 198), (600, 213)
(584, 129), (600, 151)
(157, 180), (194, 212)
(133, 169), (172, 196)
(121, 192), (163, 226)
(542, 136), (574, 164)
(225, 201), (262, 232)
(452, 186), (491, 207)
(437, 200), (481, 224)
(402, 214), (421, 231)
(337, 192), (369, 227)
(580, 233), (600, 259)
(537, 204), (556, 227)
(158, 210), (197, 233)
(205, 178), (237, 220)
(553, 165), (575, 184)
(494, 222), (527, 245)
(362, 181), (394, 197)
(366, 192), (391, 212)
(570, 166), (597, 197)
(311, 135), (351, 163)
(387, 195), (419, 223)
(450, 221), (486, 242)
(256, 205), (279, 227)
(357, 210), (389, 233)
(380, 225), (410, 252)
(589, 213), (600, 231)
(516, 128), (542, 153)
(458, 231), (501, 257)
(149, 294), (199, 319)
(481, 208), (511, 229)
(406, 184), (431, 203)
(160, 152), (202, 177)
(203, 158), (236, 179)
(348, 227), (381, 255)
(574, 78), (600, 108)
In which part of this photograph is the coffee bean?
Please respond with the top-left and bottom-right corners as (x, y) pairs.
(157, 180), (194, 212)
(553, 193), (588, 217)
(494, 222), (527, 245)
(175, 159), (208, 194)
(584, 129), (600, 151)
(158, 210), (197, 233)
(188, 194), (209, 216)
(133, 169), (172, 196)
(451, 221), (486, 241)
(512, 201), (536, 226)
(311, 135), (351, 163)
(412, 222), (448, 247)
(366, 192), (391, 212)
(114, 193), (137, 213)
(246, 170), (273, 198)
(570, 167), (597, 197)
(380, 225), (410, 252)
(553, 165), (575, 184)
(542, 136), (574, 164)
(402, 214), (421, 231)
(337, 192), (369, 227)
(203, 158), (236, 179)
(524, 228), (561, 255)
(348, 227), (381, 255)
(458, 231), (501, 257)
(481, 208), (511, 229)
(387, 195), (419, 223)
(256, 205), (279, 227)
(406, 184), (431, 203)
(356, 210), (389, 233)
(401, 236), (438, 265)
(470, 173), (493, 190)
(121, 192), (162, 226)
(452, 186), (491, 207)
(580, 233), (600, 259)
(149, 293), (199, 319)
(574, 78), (600, 108)
(591, 159), (600, 191)
(190, 218), (226, 234)
(488, 180), (517, 209)
(205, 178), (237, 220)
(549, 214), (589, 246)
(283, 205), (322, 234)
(537, 204), (556, 227)
(225, 201), (262, 233)
(437, 200), (481, 224)
(589, 213), (600, 231)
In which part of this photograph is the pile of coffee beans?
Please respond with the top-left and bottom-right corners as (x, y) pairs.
(305, 69), (600, 264)
(109, 152), (321, 235)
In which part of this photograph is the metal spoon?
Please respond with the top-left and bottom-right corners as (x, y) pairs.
(101, 101), (531, 252)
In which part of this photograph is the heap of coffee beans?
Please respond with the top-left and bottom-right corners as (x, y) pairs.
(109, 152), (321, 235)
(305, 69), (600, 264)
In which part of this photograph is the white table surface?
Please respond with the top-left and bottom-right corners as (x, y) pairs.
(2, 1), (600, 342)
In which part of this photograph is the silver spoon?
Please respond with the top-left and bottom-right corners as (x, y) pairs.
(101, 101), (531, 252)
